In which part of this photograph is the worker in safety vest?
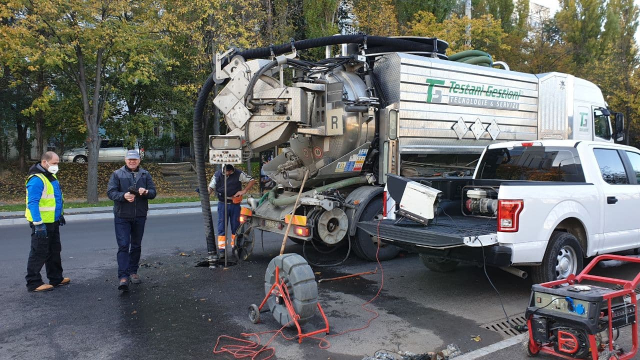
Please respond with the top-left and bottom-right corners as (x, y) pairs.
(208, 164), (256, 257)
(25, 151), (70, 292)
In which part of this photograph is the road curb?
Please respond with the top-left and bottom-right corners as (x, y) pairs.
(0, 207), (211, 226)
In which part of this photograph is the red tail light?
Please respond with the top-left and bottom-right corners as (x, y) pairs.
(293, 226), (310, 237)
(497, 200), (523, 232)
(521, 142), (534, 147)
(239, 215), (247, 224)
(383, 190), (387, 217)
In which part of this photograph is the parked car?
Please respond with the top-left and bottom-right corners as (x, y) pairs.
(62, 140), (143, 163)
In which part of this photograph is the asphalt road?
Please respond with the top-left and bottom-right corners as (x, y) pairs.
(1, 213), (639, 360)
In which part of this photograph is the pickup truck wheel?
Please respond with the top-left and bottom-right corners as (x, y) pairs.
(419, 254), (459, 272)
(73, 155), (87, 163)
(264, 254), (318, 327)
(531, 231), (583, 284)
(352, 197), (400, 261)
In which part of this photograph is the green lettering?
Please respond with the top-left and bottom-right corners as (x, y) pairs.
(426, 78), (446, 102)
(580, 112), (588, 127)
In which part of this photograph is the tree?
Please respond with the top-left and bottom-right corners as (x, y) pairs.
(472, 0), (515, 33)
(582, 0), (639, 145)
(395, 0), (457, 27)
(0, 70), (34, 171)
(555, 0), (606, 73)
(303, 0), (339, 39)
(157, 0), (266, 162)
(408, 11), (508, 55)
(1, 0), (170, 202)
(352, 0), (399, 36)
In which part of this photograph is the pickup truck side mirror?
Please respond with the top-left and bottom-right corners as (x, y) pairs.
(615, 113), (625, 142)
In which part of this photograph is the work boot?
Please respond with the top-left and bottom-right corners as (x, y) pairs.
(54, 278), (70, 287)
(130, 274), (142, 284)
(32, 284), (54, 292)
(118, 278), (129, 292)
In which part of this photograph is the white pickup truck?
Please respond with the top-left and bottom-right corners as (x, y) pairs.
(358, 140), (640, 283)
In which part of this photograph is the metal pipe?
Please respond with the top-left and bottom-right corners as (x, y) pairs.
(268, 176), (369, 207)
(499, 266), (528, 279)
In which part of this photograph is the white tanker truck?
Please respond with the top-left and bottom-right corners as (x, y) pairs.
(194, 35), (624, 265)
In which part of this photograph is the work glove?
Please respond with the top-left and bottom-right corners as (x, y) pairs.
(34, 224), (47, 239)
(59, 215), (66, 226)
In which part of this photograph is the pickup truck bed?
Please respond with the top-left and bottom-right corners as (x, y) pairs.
(358, 216), (496, 249)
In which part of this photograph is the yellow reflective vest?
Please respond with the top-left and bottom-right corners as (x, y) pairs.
(25, 173), (58, 224)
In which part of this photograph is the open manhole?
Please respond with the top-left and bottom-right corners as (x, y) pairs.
(480, 314), (527, 338)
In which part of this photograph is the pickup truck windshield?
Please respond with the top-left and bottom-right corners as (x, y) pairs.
(476, 146), (585, 182)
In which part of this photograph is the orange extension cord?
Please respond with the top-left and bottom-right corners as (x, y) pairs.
(213, 219), (386, 359)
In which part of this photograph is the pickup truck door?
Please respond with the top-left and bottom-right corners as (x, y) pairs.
(593, 148), (640, 252)
(622, 150), (640, 249)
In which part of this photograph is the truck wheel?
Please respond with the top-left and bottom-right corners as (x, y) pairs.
(264, 254), (318, 327)
(73, 155), (87, 163)
(352, 197), (401, 261)
(531, 231), (583, 284)
(420, 254), (459, 272)
(235, 222), (254, 261)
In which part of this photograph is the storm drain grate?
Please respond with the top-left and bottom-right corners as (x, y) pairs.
(610, 285), (640, 298)
(480, 314), (527, 338)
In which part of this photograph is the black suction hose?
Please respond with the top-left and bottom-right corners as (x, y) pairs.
(193, 72), (220, 254)
(233, 35), (447, 62)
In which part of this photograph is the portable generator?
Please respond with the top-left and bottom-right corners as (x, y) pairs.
(523, 254), (639, 360)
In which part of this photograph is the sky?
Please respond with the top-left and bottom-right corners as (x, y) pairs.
(531, 0), (640, 43)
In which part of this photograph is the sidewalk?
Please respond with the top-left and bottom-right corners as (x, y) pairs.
(0, 201), (210, 226)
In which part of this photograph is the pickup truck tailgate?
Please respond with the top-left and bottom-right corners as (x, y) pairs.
(357, 217), (497, 249)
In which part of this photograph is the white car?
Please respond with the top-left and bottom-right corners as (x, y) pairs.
(62, 140), (143, 163)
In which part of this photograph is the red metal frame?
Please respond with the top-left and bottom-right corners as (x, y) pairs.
(526, 254), (640, 360)
(257, 266), (330, 343)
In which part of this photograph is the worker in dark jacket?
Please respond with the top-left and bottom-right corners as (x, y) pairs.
(208, 164), (255, 257)
(107, 150), (156, 292)
(25, 151), (70, 292)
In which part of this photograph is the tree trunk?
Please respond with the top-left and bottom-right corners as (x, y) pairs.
(86, 129), (100, 203)
(77, 47), (104, 204)
(266, 0), (273, 43)
(35, 71), (46, 159)
(16, 119), (28, 172)
(35, 112), (44, 159)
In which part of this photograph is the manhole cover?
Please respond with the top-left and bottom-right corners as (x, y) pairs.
(480, 314), (527, 338)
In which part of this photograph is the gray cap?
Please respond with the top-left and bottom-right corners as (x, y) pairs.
(125, 150), (140, 160)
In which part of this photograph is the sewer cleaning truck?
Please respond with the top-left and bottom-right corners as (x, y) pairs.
(193, 35), (624, 266)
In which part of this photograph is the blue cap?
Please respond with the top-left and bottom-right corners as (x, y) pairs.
(125, 150), (140, 160)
